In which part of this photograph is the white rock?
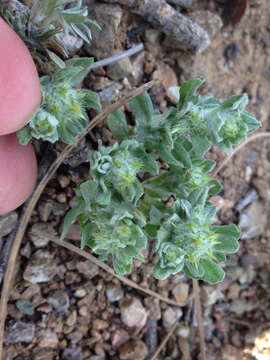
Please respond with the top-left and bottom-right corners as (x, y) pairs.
(121, 296), (147, 330)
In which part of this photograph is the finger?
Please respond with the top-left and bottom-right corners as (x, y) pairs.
(0, 134), (37, 215)
(0, 17), (41, 135)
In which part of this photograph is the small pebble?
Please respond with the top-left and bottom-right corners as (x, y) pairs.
(111, 329), (130, 348)
(39, 331), (58, 348)
(162, 307), (183, 328)
(93, 319), (109, 330)
(47, 290), (70, 316)
(38, 201), (53, 222)
(119, 339), (148, 360)
(176, 325), (190, 338)
(58, 174), (70, 188)
(79, 305), (89, 317)
(62, 348), (82, 360)
(76, 261), (99, 279)
(106, 282), (123, 302)
(16, 299), (35, 316)
(74, 288), (87, 298)
(121, 296), (147, 330)
(28, 223), (55, 248)
(56, 193), (67, 203)
(66, 310), (77, 327)
(0, 211), (18, 237)
(172, 283), (189, 304)
(23, 250), (57, 284)
(4, 321), (35, 343)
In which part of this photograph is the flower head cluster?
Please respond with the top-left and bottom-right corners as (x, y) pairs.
(89, 139), (158, 203)
(153, 198), (240, 283)
(60, 179), (147, 275)
(17, 58), (101, 146)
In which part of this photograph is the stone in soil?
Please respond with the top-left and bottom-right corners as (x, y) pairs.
(167, 86), (180, 104)
(227, 283), (240, 300)
(28, 222), (57, 248)
(33, 349), (56, 360)
(92, 319), (109, 330)
(120, 296), (147, 330)
(172, 283), (189, 304)
(55, 33), (83, 56)
(152, 63), (178, 93)
(74, 288), (87, 298)
(144, 297), (161, 320)
(98, 81), (123, 103)
(107, 54), (134, 81)
(20, 241), (32, 258)
(238, 200), (267, 239)
(4, 320), (35, 343)
(23, 250), (58, 283)
(39, 330), (58, 348)
(176, 324), (190, 338)
(106, 282), (123, 302)
(202, 286), (224, 307)
(189, 10), (223, 40)
(76, 260), (99, 279)
(235, 189), (259, 212)
(86, 1), (123, 59)
(162, 306), (183, 328)
(119, 339), (148, 360)
(38, 200), (53, 222)
(167, 0), (192, 7)
(58, 174), (70, 188)
(66, 310), (77, 327)
(230, 298), (258, 316)
(111, 329), (130, 348)
(222, 344), (243, 360)
(240, 254), (257, 267)
(62, 348), (82, 360)
(47, 289), (70, 316)
(0, 211), (18, 237)
(53, 202), (69, 216)
(67, 330), (83, 344)
(16, 299), (35, 316)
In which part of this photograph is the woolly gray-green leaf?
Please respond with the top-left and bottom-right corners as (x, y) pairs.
(200, 258), (225, 284)
(60, 205), (82, 242)
(130, 91), (154, 124)
(108, 109), (128, 141)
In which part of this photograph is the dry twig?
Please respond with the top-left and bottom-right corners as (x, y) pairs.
(49, 236), (186, 307)
(0, 82), (153, 360)
(149, 323), (178, 360)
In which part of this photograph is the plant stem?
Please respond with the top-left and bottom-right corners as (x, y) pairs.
(193, 279), (206, 360)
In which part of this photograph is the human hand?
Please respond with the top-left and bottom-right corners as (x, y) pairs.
(0, 17), (41, 215)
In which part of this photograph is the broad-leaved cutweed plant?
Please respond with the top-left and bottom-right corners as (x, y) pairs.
(60, 77), (260, 283)
(17, 58), (101, 146)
